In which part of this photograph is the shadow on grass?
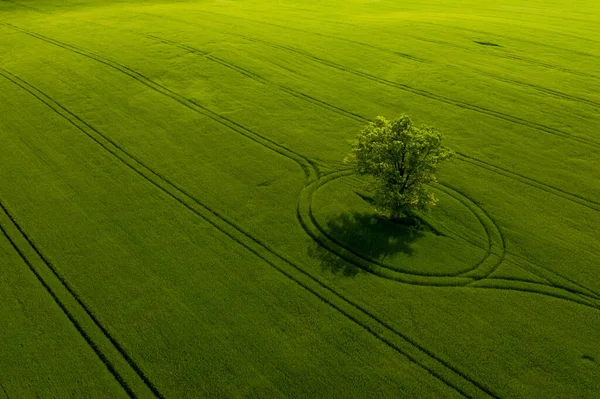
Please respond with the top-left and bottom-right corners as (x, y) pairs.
(308, 211), (428, 277)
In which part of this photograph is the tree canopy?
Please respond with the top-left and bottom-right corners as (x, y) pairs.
(345, 115), (454, 220)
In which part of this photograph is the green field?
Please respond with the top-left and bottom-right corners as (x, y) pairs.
(1, 0), (599, 397)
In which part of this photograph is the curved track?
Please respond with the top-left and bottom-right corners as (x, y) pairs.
(2, 15), (600, 398)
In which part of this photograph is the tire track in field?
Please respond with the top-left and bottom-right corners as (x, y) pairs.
(472, 69), (600, 109)
(443, 231), (600, 304)
(412, 212), (600, 303)
(71, 19), (369, 125)
(505, 253), (600, 300)
(139, 32), (367, 124)
(298, 171), (600, 311)
(0, 205), (141, 399)
(0, 71), (499, 399)
(108, 26), (600, 298)
(2, 21), (594, 393)
(120, 27), (600, 297)
(6, 18), (599, 215)
(132, 23), (600, 133)
(425, 225), (600, 303)
(152, 33), (600, 213)
(411, 36), (600, 79)
(421, 21), (600, 59)
(455, 153), (600, 212)
(86, 26), (600, 217)
(225, 35), (600, 149)
(307, 170), (600, 308)
(303, 170), (503, 280)
(479, 52), (598, 80)
(300, 171), (600, 310)
(140, 9), (599, 80)
(0, 0), (38, 11)
(0, 380), (9, 399)
(0, 73), (168, 399)
(483, 276), (600, 311)
(0, 21), (319, 183)
(132, 13), (600, 149)
(178, 10), (600, 110)
(153, 9), (429, 64)
(501, 258), (600, 302)
(441, 183), (509, 279)
(299, 171), (477, 284)
(471, 280), (600, 311)
(434, 183), (506, 280)
(437, 183), (600, 305)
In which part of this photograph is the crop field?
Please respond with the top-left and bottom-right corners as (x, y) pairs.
(1, 0), (599, 397)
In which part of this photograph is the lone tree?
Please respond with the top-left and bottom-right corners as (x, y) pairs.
(345, 115), (454, 220)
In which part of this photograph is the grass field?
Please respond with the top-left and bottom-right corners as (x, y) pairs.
(1, 0), (599, 397)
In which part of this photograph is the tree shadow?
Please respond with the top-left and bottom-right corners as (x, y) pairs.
(308, 210), (430, 277)
(307, 242), (361, 278)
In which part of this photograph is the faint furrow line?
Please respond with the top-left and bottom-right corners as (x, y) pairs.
(455, 153), (600, 212)
(503, 258), (600, 303)
(142, 9), (598, 79)
(473, 69), (600, 109)
(1, 69), (498, 399)
(297, 174), (600, 312)
(0, 70), (164, 399)
(157, 9), (599, 78)
(170, 33), (600, 213)
(413, 36), (599, 79)
(107, 28), (600, 217)
(0, 210), (138, 399)
(133, 13), (600, 148)
(298, 171), (483, 285)
(505, 252), (600, 300)
(308, 173), (496, 278)
(0, 380), (9, 399)
(470, 281), (600, 312)
(440, 183), (507, 280)
(420, 21), (600, 59)
(138, 32), (367, 124)
(233, 35), (600, 148)
(167, 9), (429, 64)
(62, 17), (600, 214)
(0, 21), (318, 182)
(0, 0), (39, 12)
(485, 276), (600, 309)
(487, 52), (598, 79)
(141, 26), (600, 130)
(207, 55), (366, 123)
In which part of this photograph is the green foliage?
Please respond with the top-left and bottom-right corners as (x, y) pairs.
(1, 0), (600, 398)
(346, 115), (454, 218)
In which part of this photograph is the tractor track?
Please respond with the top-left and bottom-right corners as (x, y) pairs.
(2, 17), (599, 397)
(141, 8), (600, 79)
(134, 13), (600, 149)
(4, 18), (600, 215)
(0, 203), (142, 399)
(1, 68), (499, 399)
(93, 24), (600, 215)
(304, 171), (502, 280)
